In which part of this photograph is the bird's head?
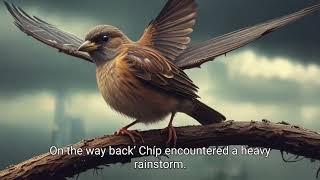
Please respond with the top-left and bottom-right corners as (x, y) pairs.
(78, 25), (130, 63)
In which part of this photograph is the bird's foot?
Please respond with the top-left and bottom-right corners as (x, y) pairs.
(114, 128), (144, 144)
(161, 125), (177, 147)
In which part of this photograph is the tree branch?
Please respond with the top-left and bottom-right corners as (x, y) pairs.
(1, 120), (319, 180)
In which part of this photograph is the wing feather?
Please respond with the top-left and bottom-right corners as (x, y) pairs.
(175, 3), (320, 69)
(124, 46), (199, 99)
(4, 2), (93, 63)
(138, 0), (197, 62)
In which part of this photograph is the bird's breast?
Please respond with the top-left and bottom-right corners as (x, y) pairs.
(96, 59), (178, 123)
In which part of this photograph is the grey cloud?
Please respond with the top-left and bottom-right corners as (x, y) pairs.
(197, 0), (320, 61)
(6, 0), (320, 60)
(207, 55), (320, 106)
(0, 27), (97, 96)
(1, 0), (320, 96)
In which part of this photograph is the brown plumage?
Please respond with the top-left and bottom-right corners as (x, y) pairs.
(5, 0), (320, 145)
(87, 23), (225, 144)
(77, 0), (225, 145)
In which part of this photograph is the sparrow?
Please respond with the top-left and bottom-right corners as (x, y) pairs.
(4, 0), (320, 145)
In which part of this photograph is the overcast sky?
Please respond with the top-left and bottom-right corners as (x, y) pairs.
(0, 1), (320, 179)
(0, 0), (320, 94)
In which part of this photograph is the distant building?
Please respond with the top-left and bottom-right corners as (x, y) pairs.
(51, 92), (85, 147)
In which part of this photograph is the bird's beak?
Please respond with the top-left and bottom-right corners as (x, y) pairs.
(78, 40), (99, 52)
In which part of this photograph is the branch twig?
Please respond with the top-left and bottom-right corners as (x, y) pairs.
(0, 120), (319, 180)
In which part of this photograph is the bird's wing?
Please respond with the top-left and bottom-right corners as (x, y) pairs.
(123, 45), (199, 99)
(175, 3), (320, 70)
(4, 2), (93, 63)
(138, 0), (197, 62)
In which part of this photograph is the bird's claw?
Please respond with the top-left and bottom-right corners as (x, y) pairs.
(161, 126), (177, 147)
(114, 129), (144, 144)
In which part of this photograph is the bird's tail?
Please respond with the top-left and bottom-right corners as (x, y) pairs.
(186, 99), (226, 125)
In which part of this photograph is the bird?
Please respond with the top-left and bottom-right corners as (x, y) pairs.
(4, 0), (320, 145)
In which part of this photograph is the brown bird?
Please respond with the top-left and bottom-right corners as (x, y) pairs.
(4, 1), (320, 145)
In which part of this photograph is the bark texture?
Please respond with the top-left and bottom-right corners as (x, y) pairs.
(0, 120), (319, 180)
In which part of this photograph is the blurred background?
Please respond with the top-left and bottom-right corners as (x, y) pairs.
(0, 0), (320, 179)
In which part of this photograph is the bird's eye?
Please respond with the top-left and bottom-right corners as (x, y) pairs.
(101, 35), (109, 42)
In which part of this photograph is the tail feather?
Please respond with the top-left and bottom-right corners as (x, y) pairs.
(187, 99), (226, 125)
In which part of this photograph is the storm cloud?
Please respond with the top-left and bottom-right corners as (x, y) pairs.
(8, 0), (320, 59)
(1, 0), (320, 95)
(1, 1), (320, 178)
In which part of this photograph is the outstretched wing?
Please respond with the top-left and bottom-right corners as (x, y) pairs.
(138, 0), (197, 62)
(124, 45), (199, 99)
(175, 3), (320, 70)
(4, 2), (93, 63)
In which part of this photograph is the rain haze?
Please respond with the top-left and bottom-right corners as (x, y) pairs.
(0, 0), (320, 179)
